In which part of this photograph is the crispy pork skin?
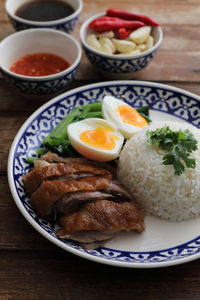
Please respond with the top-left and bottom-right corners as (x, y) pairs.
(23, 161), (112, 195)
(40, 152), (116, 177)
(57, 200), (144, 236)
(30, 177), (111, 217)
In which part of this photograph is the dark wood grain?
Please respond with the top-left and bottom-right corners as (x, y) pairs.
(0, 0), (200, 299)
(0, 249), (200, 300)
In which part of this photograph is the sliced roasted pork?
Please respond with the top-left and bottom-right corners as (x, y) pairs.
(23, 160), (112, 195)
(53, 181), (134, 217)
(40, 152), (116, 176)
(57, 200), (144, 247)
(58, 200), (144, 233)
(30, 176), (136, 219)
(30, 177), (111, 217)
(24, 151), (145, 249)
(55, 190), (114, 217)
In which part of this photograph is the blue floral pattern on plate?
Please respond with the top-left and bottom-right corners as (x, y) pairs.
(8, 81), (200, 268)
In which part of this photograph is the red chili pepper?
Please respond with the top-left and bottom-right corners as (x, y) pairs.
(89, 16), (116, 25)
(106, 8), (161, 26)
(89, 17), (145, 33)
(117, 28), (133, 39)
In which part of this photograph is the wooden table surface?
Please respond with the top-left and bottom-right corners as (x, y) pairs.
(1, 0), (200, 299)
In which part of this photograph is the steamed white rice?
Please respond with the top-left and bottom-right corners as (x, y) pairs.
(117, 121), (200, 221)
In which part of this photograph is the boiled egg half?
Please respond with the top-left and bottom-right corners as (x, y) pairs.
(67, 118), (124, 161)
(102, 95), (148, 139)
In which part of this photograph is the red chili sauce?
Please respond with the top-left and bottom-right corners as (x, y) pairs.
(10, 53), (70, 76)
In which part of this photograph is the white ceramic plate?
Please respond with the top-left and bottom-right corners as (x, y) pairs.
(8, 80), (200, 268)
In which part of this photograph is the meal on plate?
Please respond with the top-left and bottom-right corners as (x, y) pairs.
(87, 9), (160, 55)
(23, 95), (200, 249)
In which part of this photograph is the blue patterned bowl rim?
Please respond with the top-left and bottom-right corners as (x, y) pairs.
(5, 0), (83, 26)
(7, 80), (200, 268)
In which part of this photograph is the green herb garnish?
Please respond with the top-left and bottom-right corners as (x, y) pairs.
(146, 125), (198, 175)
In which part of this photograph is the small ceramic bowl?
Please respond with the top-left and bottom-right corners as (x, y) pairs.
(0, 28), (81, 95)
(80, 13), (163, 79)
(5, 0), (83, 33)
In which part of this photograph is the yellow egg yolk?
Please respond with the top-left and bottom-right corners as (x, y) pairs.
(80, 127), (117, 150)
(117, 105), (147, 127)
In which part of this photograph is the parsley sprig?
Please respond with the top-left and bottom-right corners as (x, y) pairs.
(146, 126), (198, 175)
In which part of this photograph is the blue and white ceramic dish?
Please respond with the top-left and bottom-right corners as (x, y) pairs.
(5, 0), (83, 33)
(0, 28), (81, 95)
(8, 81), (200, 268)
(80, 13), (163, 79)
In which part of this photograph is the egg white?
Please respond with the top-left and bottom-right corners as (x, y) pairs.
(102, 95), (147, 139)
(67, 118), (124, 162)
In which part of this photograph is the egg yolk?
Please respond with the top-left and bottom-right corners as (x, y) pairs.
(80, 127), (117, 150)
(117, 105), (147, 127)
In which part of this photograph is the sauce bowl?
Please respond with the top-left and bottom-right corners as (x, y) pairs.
(5, 0), (83, 33)
(0, 28), (81, 95)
